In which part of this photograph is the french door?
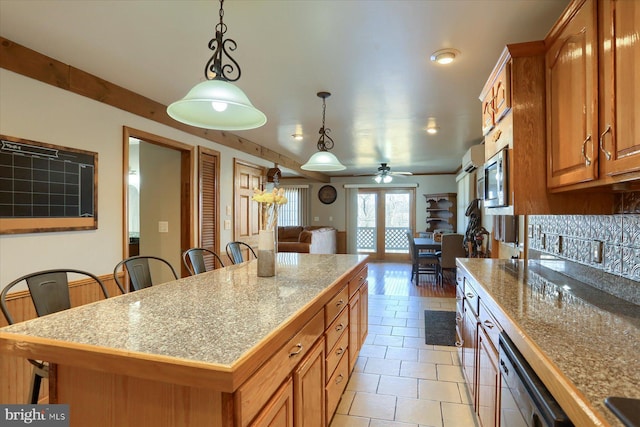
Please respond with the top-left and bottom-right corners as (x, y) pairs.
(356, 188), (415, 261)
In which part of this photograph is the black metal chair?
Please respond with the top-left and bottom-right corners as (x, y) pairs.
(0, 269), (110, 404)
(437, 233), (466, 285)
(182, 248), (225, 275)
(407, 231), (439, 284)
(225, 241), (257, 265)
(113, 255), (178, 292)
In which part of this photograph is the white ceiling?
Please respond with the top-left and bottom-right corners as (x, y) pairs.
(0, 0), (569, 178)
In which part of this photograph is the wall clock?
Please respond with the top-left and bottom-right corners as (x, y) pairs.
(318, 185), (337, 204)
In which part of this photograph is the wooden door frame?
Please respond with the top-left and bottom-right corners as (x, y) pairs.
(122, 126), (194, 278)
(233, 159), (266, 248)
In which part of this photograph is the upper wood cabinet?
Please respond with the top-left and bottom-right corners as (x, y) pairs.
(546, 0), (640, 190)
(481, 64), (511, 136)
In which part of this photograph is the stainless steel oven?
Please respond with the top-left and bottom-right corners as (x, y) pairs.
(499, 333), (572, 427)
(484, 148), (509, 208)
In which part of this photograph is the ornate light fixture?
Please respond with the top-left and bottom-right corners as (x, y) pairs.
(301, 92), (346, 171)
(167, 0), (266, 130)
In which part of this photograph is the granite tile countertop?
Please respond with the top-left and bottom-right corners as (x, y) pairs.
(0, 253), (367, 368)
(458, 258), (640, 427)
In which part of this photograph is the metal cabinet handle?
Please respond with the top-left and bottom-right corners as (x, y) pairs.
(335, 347), (344, 356)
(455, 340), (463, 348)
(466, 292), (474, 299)
(335, 323), (344, 332)
(483, 320), (495, 329)
(288, 343), (303, 357)
(581, 134), (592, 166)
(335, 374), (344, 384)
(599, 124), (612, 160)
(336, 299), (345, 308)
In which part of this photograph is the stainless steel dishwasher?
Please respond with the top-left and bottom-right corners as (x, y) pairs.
(499, 333), (573, 427)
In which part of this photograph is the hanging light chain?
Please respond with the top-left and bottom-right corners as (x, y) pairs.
(317, 93), (335, 152)
(205, 0), (241, 82)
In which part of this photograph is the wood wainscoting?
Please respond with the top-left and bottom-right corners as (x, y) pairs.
(0, 273), (123, 404)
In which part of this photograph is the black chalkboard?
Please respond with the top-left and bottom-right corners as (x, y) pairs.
(0, 135), (98, 234)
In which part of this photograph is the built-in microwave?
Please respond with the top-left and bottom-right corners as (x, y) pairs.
(483, 148), (509, 208)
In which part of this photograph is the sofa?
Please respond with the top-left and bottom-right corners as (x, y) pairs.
(277, 226), (337, 254)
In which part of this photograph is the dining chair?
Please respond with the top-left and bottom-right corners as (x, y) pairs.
(0, 269), (110, 404)
(225, 241), (257, 265)
(437, 233), (466, 285)
(113, 255), (178, 292)
(182, 248), (225, 275)
(406, 231), (439, 284)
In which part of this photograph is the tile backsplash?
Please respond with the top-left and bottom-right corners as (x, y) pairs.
(527, 192), (640, 304)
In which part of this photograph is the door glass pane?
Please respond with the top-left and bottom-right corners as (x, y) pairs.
(385, 193), (410, 254)
(357, 193), (376, 252)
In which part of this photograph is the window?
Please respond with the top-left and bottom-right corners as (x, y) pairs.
(278, 186), (309, 226)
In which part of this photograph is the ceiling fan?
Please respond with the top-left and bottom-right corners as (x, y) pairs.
(363, 163), (413, 183)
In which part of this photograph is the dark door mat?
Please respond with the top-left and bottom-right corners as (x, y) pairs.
(424, 310), (456, 346)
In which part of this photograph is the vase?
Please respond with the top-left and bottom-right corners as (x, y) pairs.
(257, 229), (276, 277)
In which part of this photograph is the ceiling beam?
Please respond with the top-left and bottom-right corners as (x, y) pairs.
(0, 37), (329, 182)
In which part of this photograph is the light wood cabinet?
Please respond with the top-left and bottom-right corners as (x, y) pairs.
(348, 290), (361, 374)
(546, 0), (640, 190)
(250, 379), (294, 427)
(293, 339), (325, 427)
(347, 265), (368, 375)
(424, 193), (457, 233)
(476, 327), (499, 427)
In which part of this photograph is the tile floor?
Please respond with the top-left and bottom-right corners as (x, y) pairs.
(329, 294), (480, 427)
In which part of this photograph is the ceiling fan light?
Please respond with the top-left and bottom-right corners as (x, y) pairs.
(167, 80), (267, 130)
(374, 176), (382, 183)
(383, 175), (393, 183)
(301, 151), (346, 171)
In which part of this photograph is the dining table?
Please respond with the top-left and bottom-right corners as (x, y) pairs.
(413, 237), (442, 251)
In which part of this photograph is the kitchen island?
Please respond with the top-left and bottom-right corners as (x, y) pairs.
(0, 253), (369, 427)
(457, 258), (639, 427)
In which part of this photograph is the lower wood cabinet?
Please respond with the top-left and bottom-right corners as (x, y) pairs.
(294, 339), (326, 427)
(477, 327), (499, 427)
(250, 379), (294, 427)
(348, 290), (361, 373)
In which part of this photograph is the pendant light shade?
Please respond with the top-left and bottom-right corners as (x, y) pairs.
(301, 151), (346, 171)
(166, 0), (266, 131)
(301, 91), (346, 172)
(167, 80), (266, 131)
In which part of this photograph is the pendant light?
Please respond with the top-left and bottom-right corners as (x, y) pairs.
(167, 0), (266, 131)
(301, 92), (346, 171)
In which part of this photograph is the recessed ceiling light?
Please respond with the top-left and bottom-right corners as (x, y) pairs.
(426, 127), (439, 135)
(291, 133), (303, 141)
(430, 49), (460, 65)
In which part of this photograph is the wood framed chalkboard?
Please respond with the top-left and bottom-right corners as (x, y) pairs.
(0, 134), (98, 234)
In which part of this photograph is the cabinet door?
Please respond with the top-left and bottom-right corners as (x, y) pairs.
(599, 0), (640, 178)
(477, 327), (499, 427)
(461, 303), (478, 403)
(348, 291), (361, 373)
(359, 282), (369, 348)
(250, 379), (294, 427)
(546, 0), (599, 188)
(294, 339), (325, 427)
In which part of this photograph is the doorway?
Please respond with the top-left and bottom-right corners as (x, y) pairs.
(123, 127), (193, 280)
(356, 188), (415, 261)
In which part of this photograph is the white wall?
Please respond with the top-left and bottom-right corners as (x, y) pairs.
(0, 69), (276, 286)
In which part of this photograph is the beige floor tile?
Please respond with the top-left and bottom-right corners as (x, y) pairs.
(392, 326), (421, 337)
(369, 420), (418, 427)
(395, 311), (421, 320)
(385, 346), (418, 361)
(395, 397), (442, 427)
(365, 357), (401, 376)
(346, 372), (381, 393)
(349, 392), (397, 420)
(374, 334), (405, 347)
(457, 383), (472, 405)
(361, 344), (388, 358)
(404, 318), (425, 328)
(381, 317), (407, 327)
(378, 375), (418, 398)
(450, 352), (461, 366)
(434, 345), (457, 352)
(419, 349), (454, 364)
(399, 361), (437, 380)
(369, 315), (383, 325)
(370, 324), (394, 335)
(418, 379), (462, 403)
(329, 413), (371, 427)
(335, 390), (356, 414)
(364, 335), (376, 345)
(355, 356), (367, 372)
(441, 402), (478, 427)
(436, 365), (465, 383)
(402, 337), (432, 349)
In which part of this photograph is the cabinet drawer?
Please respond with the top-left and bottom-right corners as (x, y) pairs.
(325, 351), (349, 420)
(484, 111), (513, 160)
(463, 278), (480, 317)
(325, 286), (348, 326)
(326, 327), (348, 382)
(325, 307), (349, 352)
(236, 310), (324, 427)
(348, 265), (368, 298)
(479, 300), (501, 351)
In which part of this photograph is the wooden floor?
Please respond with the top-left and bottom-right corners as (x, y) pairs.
(367, 261), (456, 297)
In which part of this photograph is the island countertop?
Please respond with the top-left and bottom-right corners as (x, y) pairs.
(457, 258), (640, 427)
(0, 253), (368, 393)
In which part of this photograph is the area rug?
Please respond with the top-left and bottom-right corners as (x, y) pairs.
(424, 310), (456, 346)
